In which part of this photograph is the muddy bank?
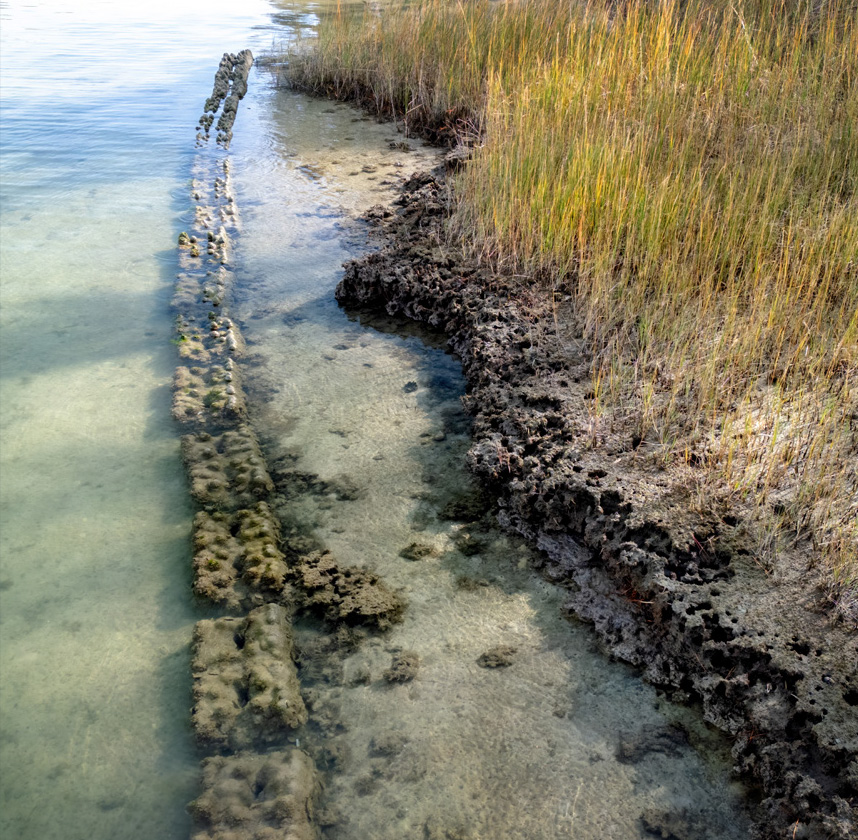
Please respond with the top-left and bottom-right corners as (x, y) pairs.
(335, 162), (858, 839)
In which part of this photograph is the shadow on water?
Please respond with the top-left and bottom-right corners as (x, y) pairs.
(0, 110), (204, 840)
(0, 244), (185, 380)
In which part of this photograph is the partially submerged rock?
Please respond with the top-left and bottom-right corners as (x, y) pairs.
(192, 503), (290, 610)
(179, 52), (329, 840)
(197, 50), (254, 148)
(182, 426), (273, 510)
(398, 541), (438, 561)
(383, 650), (420, 683)
(192, 604), (307, 750)
(173, 362), (247, 427)
(295, 551), (404, 630)
(189, 749), (320, 840)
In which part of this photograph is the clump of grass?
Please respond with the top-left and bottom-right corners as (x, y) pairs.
(286, 0), (581, 139)
(463, 0), (857, 612)
(288, 0), (858, 617)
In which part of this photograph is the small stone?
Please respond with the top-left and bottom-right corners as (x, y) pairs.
(477, 645), (517, 668)
(455, 576), (491, 591)
(399, 542), (438, 562)
(383, 650), (420, 683)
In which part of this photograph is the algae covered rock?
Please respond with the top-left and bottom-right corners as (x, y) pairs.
(182, 426), (273, 510)
(295, 551), (405, 630)
(173, 362), (246, 427)
(383, 650), (420, 683)
(193, 502), (290, 610)
(398, 541), (438, 561)
(191, 604), (307, 750)
(189, 748), (320, 840)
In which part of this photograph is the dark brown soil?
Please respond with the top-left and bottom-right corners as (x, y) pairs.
(334, 160), (858, 840)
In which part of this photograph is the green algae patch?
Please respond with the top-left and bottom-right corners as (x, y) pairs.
(182, 426), (273, 510)
(193, 503), (290, 611)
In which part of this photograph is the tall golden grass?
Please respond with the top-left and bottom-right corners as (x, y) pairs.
(288, 0), (858, 616)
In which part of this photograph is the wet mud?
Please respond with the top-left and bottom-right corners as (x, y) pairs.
(334, 161), (858, 839)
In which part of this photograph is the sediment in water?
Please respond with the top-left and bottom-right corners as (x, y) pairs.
(334, 160), (858, 840)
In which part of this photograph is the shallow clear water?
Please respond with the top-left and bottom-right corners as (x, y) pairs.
(0, 1), (285, 837)
(1, 1), (751, 837)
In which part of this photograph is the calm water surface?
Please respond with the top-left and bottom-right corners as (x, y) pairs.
(1, 1), (751, 837)
(0, 1), (289, 837)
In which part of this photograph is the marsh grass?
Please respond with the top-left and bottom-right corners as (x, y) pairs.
(288, 0), (858, 616)
(286, 0), (584, 137)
